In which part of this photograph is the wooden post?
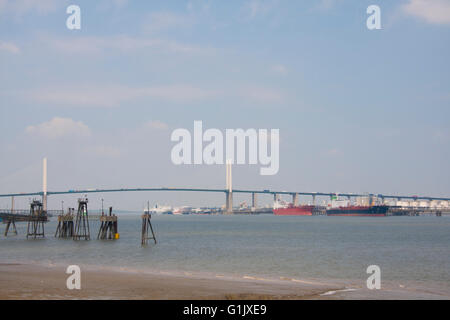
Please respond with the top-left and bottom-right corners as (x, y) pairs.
(98, 207), (118, 240)
(55, 211), (74, 238)
(73, 198), (90, 241)
(27, 200), (46, 239)
(5, 219), (17, 236)
(141, 203), (156, 246)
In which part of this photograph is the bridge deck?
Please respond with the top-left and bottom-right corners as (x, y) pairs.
(0, 188), (448, 201)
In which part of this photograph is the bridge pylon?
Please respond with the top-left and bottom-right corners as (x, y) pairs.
(225, 160), (233, 214)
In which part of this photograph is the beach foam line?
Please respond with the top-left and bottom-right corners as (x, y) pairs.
(291, 279), (323, 285)
(320, 288), (357, 296)
(279, 277), (323, 285)
(243, 275), (271, 281)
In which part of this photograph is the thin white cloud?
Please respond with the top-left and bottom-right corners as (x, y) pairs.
(0, 0), (63, 16)
(402, 0), (450, 25)
(271, 64), (288, 75)
(143, 12), (194, 33)
(244, 0), (278, 19)
(315, 0), (338, 11)
(42, 35), (214, 56)
(239, 86), (285, 104)
(19, 83), (286, 108)
(84, 145), (122, 158)
(25, 85), (219, 107)
(327, 148), (341, 156)
(0, 41), (20, 54)
(112, 0), (128, 8)
(145, 120), (169, 130)
(25, 117), (91, 139)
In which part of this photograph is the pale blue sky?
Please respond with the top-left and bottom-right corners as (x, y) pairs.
(1, 0), (449, 210)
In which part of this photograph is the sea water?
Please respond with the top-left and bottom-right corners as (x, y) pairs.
(1, 214), (449, 291)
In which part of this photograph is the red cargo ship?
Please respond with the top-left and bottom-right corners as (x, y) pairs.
(273, 204), (315, 216)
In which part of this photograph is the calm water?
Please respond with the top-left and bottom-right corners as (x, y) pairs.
(1, 215), (449, 288)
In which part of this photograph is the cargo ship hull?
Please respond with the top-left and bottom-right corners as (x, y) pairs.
(326, 205), (388, 217)
(274, 205), (315, 216)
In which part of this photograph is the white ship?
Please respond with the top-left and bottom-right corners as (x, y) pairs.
(145, 204), (173, 215)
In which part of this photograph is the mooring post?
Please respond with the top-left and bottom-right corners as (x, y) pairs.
(4, 218), (17, 236)
(73, 197), (90, 241)
(141, 202), (156, 246)
(27, 200), (46, 239)
(98, 207), (118, 240)
(55, 211), (74, 238)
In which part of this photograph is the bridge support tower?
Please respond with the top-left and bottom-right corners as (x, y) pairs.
(252, 193), (257, 208)
(225, 160), (233, 214)
(292, 193), (298, 206)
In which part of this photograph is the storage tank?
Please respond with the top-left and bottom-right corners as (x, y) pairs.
(419, 201), (429, 208)
(356, 197), (370, 206)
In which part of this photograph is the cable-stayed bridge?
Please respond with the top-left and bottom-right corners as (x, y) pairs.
(1, 159), (449, 214)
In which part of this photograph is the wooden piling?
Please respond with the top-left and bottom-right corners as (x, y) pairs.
(97, 207), (118, 240)
(73, 198), (90, 241)
(141, 205), (156, 245)
(26, 200), (46, 239)
(4, 218), (17, 236)
(55, 209), (74, 238)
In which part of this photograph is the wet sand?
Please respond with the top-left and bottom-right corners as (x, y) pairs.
(0, 264), (448, 300)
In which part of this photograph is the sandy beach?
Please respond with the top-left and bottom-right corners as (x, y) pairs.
(1, 263), (448, 300)
(0, 263), (340, 300)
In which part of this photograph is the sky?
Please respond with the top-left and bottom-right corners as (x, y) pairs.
(1, 0), (450, 210)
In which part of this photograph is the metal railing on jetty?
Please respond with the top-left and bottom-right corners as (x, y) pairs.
(387, 206), (450, 216)
(0, 209), (62, 222)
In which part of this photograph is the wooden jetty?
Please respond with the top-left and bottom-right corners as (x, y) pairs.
(4, 218), (17, 236)
(73, 198), (90, 241)
(55, 208), (75, 238)
(97, 207), (118, 240)
(1, 208), (61, 237)
(26, 200), (47, 239)
(387, 207), (450, 216)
